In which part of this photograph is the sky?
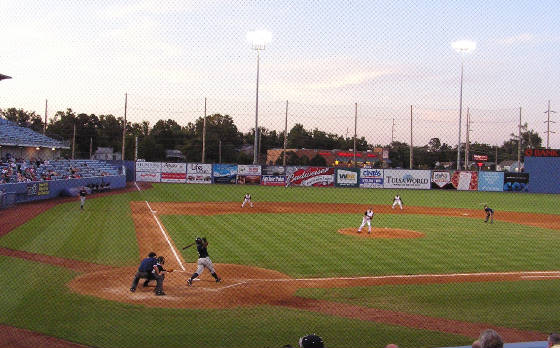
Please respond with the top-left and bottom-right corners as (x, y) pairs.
(0, 0), (559, 148)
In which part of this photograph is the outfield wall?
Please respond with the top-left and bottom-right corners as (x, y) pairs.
(132, 161), (543, 193)
(0, 175), (126, 208)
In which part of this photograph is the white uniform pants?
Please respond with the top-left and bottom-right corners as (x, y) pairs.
(358, 217), (372, 232)
(392, 200), (402, 209)
(196, 257), (216, 275)
(80, 196), (86, 207)
(242, 198), (253, 207)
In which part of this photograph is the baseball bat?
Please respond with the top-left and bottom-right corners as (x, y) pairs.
(182, 242), (196, 250)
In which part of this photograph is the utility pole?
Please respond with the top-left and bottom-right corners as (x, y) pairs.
(202, 97), (207, 163)
(409, 105), (413, 169)
(89, 137), (93, 159)
(258, 130), (262, 163)
(464, 108), (470, 170)
(353, 103), (357, 167)
(72, 121), (76, 160)
(218, 140), (222, 163)
(121, 93), (127, 161)
(495, 146), (498, 171)
(391, 118), (395, 144)
(544, 100), (556, 149)
(283, 100), (288, 167)
(518, 107), (522, 172)
(43, 99), (48, 135)
(134, 136), (138, 162)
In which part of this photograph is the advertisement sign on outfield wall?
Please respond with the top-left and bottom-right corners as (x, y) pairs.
(451, 171), (478, 191)
(262, 166), (285, 175)
(478, 172), (504, 192)
(261, 175), (286, 186)
(335, 168), (359, 187)
(359, 168), (384, 188)
(160, 162), (186, 183)
(383, 170), (430, 189)
(135, 161), (161, 173)
(187, 163), (212, 184)
(504, 172), (529, 192)
(237, 165), (262, 185)
(286, 166), (335, 187)
(431, 171), (454, 189)
(213, 164), (238, 184)
(136, 171), (161, 182)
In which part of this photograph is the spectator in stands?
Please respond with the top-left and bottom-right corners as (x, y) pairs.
(472, 340), (481, 348)
(478, 329), (503, 348)
(548, 333), (560, 348)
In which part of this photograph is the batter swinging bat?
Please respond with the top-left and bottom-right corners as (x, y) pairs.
(182, 242), (196, 250)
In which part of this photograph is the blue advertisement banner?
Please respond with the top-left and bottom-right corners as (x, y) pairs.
(212, 164), (238, 184)
(478, 171), (504, 192)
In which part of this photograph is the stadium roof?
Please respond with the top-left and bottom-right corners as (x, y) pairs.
(0, 73), (12, 81)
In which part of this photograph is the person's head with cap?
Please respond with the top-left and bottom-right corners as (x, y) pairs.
(299, 334), (324, 348)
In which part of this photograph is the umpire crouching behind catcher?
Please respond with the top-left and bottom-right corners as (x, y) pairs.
(130, 252), (157, 292)
(187, 237), (221, 286)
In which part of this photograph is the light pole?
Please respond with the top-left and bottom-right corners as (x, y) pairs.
(246, 30), (272, 164)
(451, 40), (476, 170)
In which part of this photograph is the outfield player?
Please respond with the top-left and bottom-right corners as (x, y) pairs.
(484, 205), (494, 223)
(241, 193), (253, 208)
(187, 237), (221, 286)
(392, 194), (403, 210)
(79, 186), (87, 210)
(358, 208), (374, 234)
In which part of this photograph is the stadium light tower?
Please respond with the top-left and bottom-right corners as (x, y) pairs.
(247, 30), (272, 164)
(451, 39), (476, 170)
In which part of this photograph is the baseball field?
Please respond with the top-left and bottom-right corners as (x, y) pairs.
(1, 183), (559, 348)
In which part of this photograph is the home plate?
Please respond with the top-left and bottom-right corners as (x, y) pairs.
(462, 213), (469, 216)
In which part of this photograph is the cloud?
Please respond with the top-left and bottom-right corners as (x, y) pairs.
(497, 33), (535, 46)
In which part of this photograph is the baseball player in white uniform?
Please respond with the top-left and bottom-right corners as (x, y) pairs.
(358, 209), (374, 234)
(241, 193), (253, 208)
(392, 194), (403, 210)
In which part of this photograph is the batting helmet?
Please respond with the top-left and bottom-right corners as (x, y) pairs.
(195, 237), (203, 245)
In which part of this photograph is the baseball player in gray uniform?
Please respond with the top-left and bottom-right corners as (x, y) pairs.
(187, 237), (221, 286)
(241, 193), (253, 208)
(392, 194), (403, 210)
(358, 208), (374, 234)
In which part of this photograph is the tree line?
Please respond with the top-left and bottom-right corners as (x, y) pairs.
(0, 107), (542, 168)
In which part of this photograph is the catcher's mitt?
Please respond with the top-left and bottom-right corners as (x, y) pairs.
(166, 268), (174, 273)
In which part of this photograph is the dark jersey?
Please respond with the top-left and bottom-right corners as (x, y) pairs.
(485, 207), (494, 214)
(152, 263), (164, 275)
(79, 189), (87, 197)
(138, 257), (157, 272)
(196, 243), (209, 258)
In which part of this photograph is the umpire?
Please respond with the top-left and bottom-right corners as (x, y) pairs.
(130, 252), (157, 292)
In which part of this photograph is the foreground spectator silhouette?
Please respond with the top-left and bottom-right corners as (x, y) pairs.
(298, 334), (324, 348)
(548, 333), (560, 348)
(478, 329), (503, 348)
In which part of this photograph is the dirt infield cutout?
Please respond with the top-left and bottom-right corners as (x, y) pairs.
(338, 227), (424, 238)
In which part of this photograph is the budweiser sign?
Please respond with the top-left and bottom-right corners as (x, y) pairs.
(286, 167), (334, 187)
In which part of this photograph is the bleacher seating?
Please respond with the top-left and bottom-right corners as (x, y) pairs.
(0, 159), (120, 184)
(0, 118), (67, 148)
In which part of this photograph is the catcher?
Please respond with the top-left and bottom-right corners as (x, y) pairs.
(187, 237), (221, 286)
(152, 256), (174, 296)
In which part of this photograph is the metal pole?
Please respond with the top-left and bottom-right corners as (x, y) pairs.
(464, 108), (470, 169)
(495, 146), (498, 171)
(253, 50), (260, 164)
(283, 100), (288, 167)
(134, 136), (138, 162)
(219, 140), (222, 164)
(72, 121), (76, 160)
(544, 100), (556, 149)
(409, 105), (413, 169)
(518, 107), (522, 172)
(391, 118), (395, 144)
(353, 102), (357, 166)
(44, 99), (48, 135)
(202, 97), (207, 163)
(89, 137), (92, 159)
(456, 61), (464, 170)
(121, 93), (127, 161)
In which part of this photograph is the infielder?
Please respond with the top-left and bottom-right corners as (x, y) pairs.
(187, 237), (221, 286)
(358, 208), (374, 234)
(79, 186), (87, 210)
(484, 205), (494, 223)
(241, 193), (253, 208)
(392, 194), (403, 210)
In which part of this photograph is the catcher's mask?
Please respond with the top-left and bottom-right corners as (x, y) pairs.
(157, 256), (165, 264)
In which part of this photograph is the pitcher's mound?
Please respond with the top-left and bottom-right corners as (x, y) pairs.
(338, 227), (424, 239)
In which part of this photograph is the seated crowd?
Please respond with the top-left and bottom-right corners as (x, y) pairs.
(0, 154), (118, 184)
